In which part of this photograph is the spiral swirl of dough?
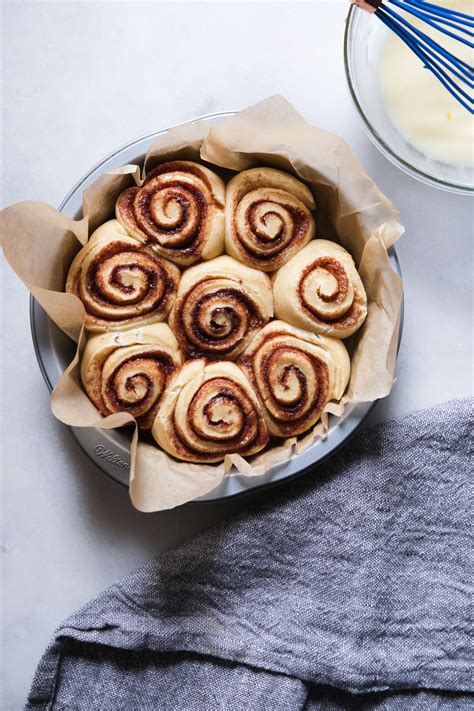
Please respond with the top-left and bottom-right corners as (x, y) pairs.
(152, 360), (269, 462)
(66, 220), (180, 332)
(273, 240), (368, 338)
(81, 323), (182, 429)
(225, 167), (315, 272)
(115, 161), (225, 266)
(239, 321), (350, 437)
(169, 255), (274, 360)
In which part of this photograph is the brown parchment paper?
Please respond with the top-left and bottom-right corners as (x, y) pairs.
(0, 96), (404, 512)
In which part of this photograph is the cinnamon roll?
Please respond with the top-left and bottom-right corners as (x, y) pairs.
(66, 220), (180, 332)
(225, 167), (316, 272)
(152, 360), (269, 462)
(169, 255), (274, 361)
(239, 321), (350, 437)
(115, 161), (225, 266)
(273, 240), (368, 338)
(81, 323), (182, 429)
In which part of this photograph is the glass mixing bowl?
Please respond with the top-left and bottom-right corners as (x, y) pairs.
(344, 5), (473, 195)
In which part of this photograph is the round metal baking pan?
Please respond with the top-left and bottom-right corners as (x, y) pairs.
(30, 112), (403, 503)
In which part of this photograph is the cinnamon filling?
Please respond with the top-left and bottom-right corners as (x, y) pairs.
(116, 161), (220, 257)
(104, 352), (177, 426)
(82, 242), (173, 321)
(172, 378), (268, 458)
(243, 338), (330, 436)
(177, 287), (265, 359)
(298, 257), (361, 327)
(235, 202), (310, 262)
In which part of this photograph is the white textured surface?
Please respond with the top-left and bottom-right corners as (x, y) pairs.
(1, 1), (472, 707)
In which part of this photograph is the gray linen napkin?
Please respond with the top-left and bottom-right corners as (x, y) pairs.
(26, 400), (473, 710)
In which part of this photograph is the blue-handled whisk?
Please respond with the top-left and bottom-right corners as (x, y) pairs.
(351, 0), (473, 113)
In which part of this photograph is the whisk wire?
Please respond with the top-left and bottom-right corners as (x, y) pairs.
(399, 0), (474, 28)
(398, 26), (473, 88)
(400, 0), (474, 24)
(353, 0), (473, 112)
(387, 0), (474, 46)
(380, 4), (474, 80)
(379, 25), (471, 111)
(376, 5), (473, 112)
